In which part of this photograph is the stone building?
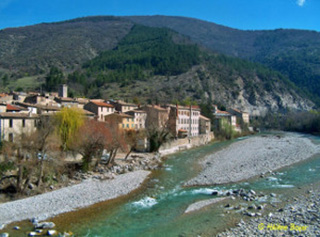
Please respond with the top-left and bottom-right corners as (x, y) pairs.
(104, 113), (135, 130)
(58, 84), (68, 98)
(84, 100), (115, 121)
(199, 115), (211, 134)
(0, 113), (39, 142)
(125, 110), (147, 130)
(141, 105), (169, 130)
(227, 108), (250, 124)
(166, 104), (201, 138)
(109, 100), (138, 113)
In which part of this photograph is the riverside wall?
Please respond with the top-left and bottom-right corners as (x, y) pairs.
(159, 132), (214, 156)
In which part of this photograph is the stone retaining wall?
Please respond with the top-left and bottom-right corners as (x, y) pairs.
(159, 132), (214, 156)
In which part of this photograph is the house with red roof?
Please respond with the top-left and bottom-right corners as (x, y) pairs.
(6, 104), (28, 113)
(227, 108), (250, 124)
(165, 104), (201, 138)
(84, 100), (115, 121)
(213, 104), (237, 130)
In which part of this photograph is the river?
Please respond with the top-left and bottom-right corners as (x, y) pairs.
(52, 134), (320, 236)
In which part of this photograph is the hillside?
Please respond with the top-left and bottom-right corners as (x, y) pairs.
(0, 16), (133, 75)
(126, 16), (320, 104)
(65, 24), (313, 115)
(0, 16), (316, 114)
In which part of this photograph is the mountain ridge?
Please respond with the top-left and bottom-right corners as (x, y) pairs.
(0, 15), (317, 114)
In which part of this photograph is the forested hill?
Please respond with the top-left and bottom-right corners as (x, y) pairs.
(126, 15), (320, 104)
(0, 16), (316, 114)
(62, 23), (313, 115)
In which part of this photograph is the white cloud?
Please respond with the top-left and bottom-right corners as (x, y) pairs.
(297, 0), (306, 7)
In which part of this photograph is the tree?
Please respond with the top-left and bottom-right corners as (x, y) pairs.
(54, 107), (84, 151)
(104, 119), (127, 167)
(70, 120), (111, 171)
(32, 116), (61, 187)
(124, 130), (146, 160)
(145, 108), (172, 152)
(45, 67), (65, 91)
(2, 74), (9, 87)
(0, 117), (60, 194)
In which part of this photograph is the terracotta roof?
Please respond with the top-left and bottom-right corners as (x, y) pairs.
(105, 113), (133, 119)
(143, 105), (167, 111)
(56, 97), (77, 102)
(200, 115), (210, 120)
(166, 104), (200, 110)
(112, 100), (137, 107)
(90, 101), (114, 108)
(215, 110), (232, 115)
(0, 112), (39, 118)
(6, 104), (23, 111)
(126, 110), (146, 113)
(178, 129), (188, 133)
(0, 93), (8, 98)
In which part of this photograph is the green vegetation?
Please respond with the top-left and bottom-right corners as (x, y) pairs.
(0, 16), (316, 110)
(83, 25), (201, 87)
(45, 67), (65, 92)
(7, 75), (43, 91)
(213, 118), (237, 140)
(54, 107), (84, 150)
(256, 110), (320, 135)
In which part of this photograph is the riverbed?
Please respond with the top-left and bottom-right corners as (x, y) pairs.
(48, 132), (320, 236)
(3, 132), (320, 236)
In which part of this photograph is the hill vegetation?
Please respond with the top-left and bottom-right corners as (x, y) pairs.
(0, 15), (317, 113)
(126, 16), (320, 105)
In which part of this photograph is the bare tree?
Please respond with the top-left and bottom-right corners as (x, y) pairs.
(124, 129), (146, 160)
(104, 119), (127, 167)
(70, 120), (111, 171)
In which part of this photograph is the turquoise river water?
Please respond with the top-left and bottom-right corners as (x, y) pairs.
(62, 134), (320, 236)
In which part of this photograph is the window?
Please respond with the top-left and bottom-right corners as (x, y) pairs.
(101, 107), (103, 112)
(22, 119), (25, 127)
(9, 119), (13, 128)
(122, 124), (125, 128)
(8, 133), (13, 142)
(126, 124), (129, 128)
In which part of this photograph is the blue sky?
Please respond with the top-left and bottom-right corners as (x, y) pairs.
(0, 0), (319, 31)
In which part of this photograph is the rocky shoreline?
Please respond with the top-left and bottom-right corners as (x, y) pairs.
(217, 186), (320, 236)
(0, 170), (150, 228)
(185, 133), (320, 186)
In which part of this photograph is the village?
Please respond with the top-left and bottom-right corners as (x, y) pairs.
(0, 84), (250, 147)
(0, 82), (253, 207)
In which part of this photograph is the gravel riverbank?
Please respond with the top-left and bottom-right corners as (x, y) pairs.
(0, 170), (150, 227)
(185, 133), (320, 186)
(184, 197), (229, 214)
(217, 186), (320, 236)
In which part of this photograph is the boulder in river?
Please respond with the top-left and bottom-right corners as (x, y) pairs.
(211, 190), (219, 196)
(34, 221), (55, 229)
(47, 230), (58, 236)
